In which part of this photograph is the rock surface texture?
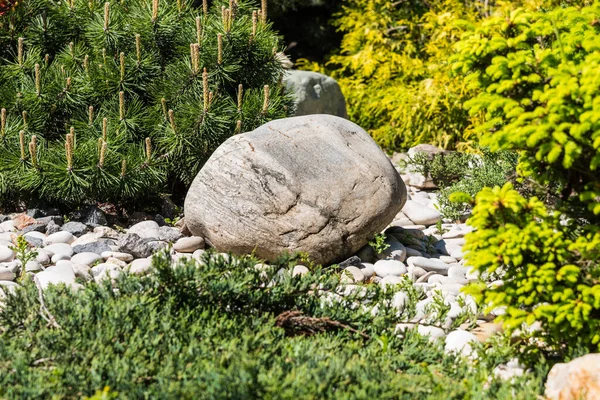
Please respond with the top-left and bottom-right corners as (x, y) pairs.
(285, 70), (348, 118)
(545, 353), (600, 400)
(184, 115), (407, 265)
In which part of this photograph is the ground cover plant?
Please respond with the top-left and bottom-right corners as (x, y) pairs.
(0, 0), (293, 208)
(0, 251), (545, 399)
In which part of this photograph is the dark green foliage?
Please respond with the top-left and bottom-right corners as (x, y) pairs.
(0, 0), (293, 208)
(408, 149), (518, 221)
(0, 251), (545, 398)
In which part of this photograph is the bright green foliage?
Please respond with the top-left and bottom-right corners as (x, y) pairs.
(9, 235), (38, 280)
(0, 0), (292, 207)
(368, 232), (390, 255)
(0, 251), (545, 398)
(321, 0), (481, 151)
(464, 184), (600, 355)
(452, 3), (600, 222)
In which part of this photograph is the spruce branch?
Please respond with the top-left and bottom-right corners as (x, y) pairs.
(102, 118), (108, 141)
(120, 52), (125, 81)
(161, 98), (167, 119)
(70, 126), (76, 148)
(29, 136), (38, 168)
(202, 0), (207, 15)
(89, 106), (94, 126)
(121, 159), (127, 177)
(168, 109), (176, 133)
(262, 85), (269, 114)
(217, 34), (223, 64)
(237, 83), (243, 112)
(1, 109), (5, 138)
(35, 64), (41, 95)
(196, 16), (202, 45)
(203, 68), (209, 113)
(18, 37), (24, 66)
(99, 141), (107, 168)
(251, 11), (257, 43)
(145, 137), (152, 161)
(19, 130), (26, 161)
(152, 0), (159, 22)
(119, 91), (125, 120)
(22, 111), (27, 129)
(65, 134), (74, 170)
(104, 2), (110, 31)
(261, 0), (267, 23)
(135, 34), (141, 63)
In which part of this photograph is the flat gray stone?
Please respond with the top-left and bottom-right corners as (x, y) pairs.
(0, 267), (16, 281)
(72, 241), (111, 255)
(407, 256), (450, 275)
(373, 260), (407, 278)
(35, 264), (79, 291)
(44, 243), (74, 258)
(0, 246), (14, 263)
(61, 221), (89, 236)
(129, 258), (153, 275)
(402, 200), (442, 226)
(44, 231), (75, 246)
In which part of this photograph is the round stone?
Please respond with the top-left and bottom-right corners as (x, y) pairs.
(129, 258), (153, 275)
(378, 275), (404, 289)
(0, 246), (14, 263)
(44, 243), (74, 258)
(0, 266), (16, 281)
(444, 330), (477, 356)
(401, 200), (442, 226)
(25, 260), (42, 272)
(44, 231), (75, 246)
(292, 264), (309, 277)
(173, 236), (205, 253)
(110, 252), (134, 262)
(359, 263), (375, 278)
(407, 256), (450, 275)
(127, 221), (160, 239)
(51, 253), (71, 263)
(342, 266), (365, 283)
(71, 252), (103, 266)
(373, 259), (407, 278)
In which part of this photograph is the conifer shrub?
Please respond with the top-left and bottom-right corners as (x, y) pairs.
(453, 2), (600, 356)
(319, 0), (479, 152)
(0, 0), (293, 208)
(0, 251), (545, 398)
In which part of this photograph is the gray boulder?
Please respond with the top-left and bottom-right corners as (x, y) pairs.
(285, 70), (347, 118)
(184, 115), (406, 265)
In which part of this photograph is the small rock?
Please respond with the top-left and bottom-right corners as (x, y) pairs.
(379, 275), (404, 289)
(73, 264), (93, 281)
(147, 241), (168, 253)
(444, 330), (477, 356)
(12, 213), (37, 230)
(25, 260), (42, 272)
(72, 241), (112, 255)
(356, 245), (377, 263)
(45, 220), (61, 235)
(373, 260), (407, 277)
(128, 221), (160, 239)
(51, 253), (71, 263)
(129, 258), (153, 275)
(35, 264), (79, 291)
(359, 263), (375, 278)
(402, 200), (442, 226)
(44, 231), (76, 246)
(377, 235), (407, 262)
(0, 220), (15, 232)
(44, 243), (74, 257)
(292, 265), (309, 277)
(341, 266), (365, 283)
(0, 246), (14, 263)
(71, 252), (103, 266)
(36, 250), (51, 265)
(71, 205), (107, 226)
(390, 291), (409, 312)
(61, 221), (89, 236)
(106, 257), (127, 268)
(108, 252), (133, 262)
(158, 226), (183, 242)
(24, 235), (43, 248)
(337, 256), (363, 269)
(407, 256), (450, 275)
(21, 223), (47, 234)
(117, 233), (153, 258)
(173, 236), (205, 253)
(0, 267), (16, 281)
(36, 215), (63, 226)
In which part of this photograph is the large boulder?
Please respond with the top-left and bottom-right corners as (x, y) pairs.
(184, 115), (407, 265)
(285, 70), (348, 118)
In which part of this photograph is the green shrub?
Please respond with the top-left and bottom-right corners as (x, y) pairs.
(464, 184), (600, 357)
(407, 149), (518, 221)
(320, 0), (480, 152)
(0, 251), (545, 398)
(452, 2), (600, 223)
(0, 0), (292, 208)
